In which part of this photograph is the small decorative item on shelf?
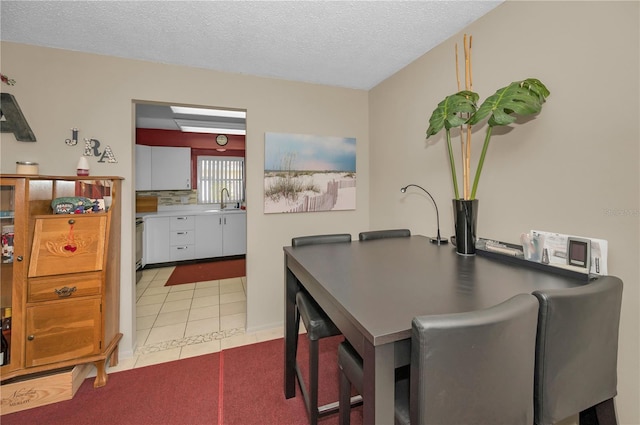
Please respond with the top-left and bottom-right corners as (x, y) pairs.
(15, 161), (39, 175)
(1, 225), (14, 263)
(77, 156), (90, 176)
(521, 231), (545, 262)
(51, 197), (94, 214)
(425, 34), (550, 255)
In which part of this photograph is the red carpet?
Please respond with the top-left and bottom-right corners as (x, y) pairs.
(165, 258), (245, 286)
(2, 352), (221, 425)
(1, 336), (362, 425)
(221, 335), (362, 425)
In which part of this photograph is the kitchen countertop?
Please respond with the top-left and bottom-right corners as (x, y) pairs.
(136, 205), (246, 219)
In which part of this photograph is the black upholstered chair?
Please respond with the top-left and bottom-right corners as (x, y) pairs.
(292, 233), (352, 425)
(532, 276), (623, 425)
(358, 228), (411, 241)
(338, 294), (540, 425)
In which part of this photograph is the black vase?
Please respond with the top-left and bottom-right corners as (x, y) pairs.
(452, 199), (478, 256)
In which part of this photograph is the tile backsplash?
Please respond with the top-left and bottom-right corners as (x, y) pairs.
(136, 190), (197, 207)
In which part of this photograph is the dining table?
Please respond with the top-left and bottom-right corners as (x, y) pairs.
(283, 235), (590, 424)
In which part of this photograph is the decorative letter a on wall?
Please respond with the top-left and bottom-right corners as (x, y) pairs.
(1, 93), (37, 142)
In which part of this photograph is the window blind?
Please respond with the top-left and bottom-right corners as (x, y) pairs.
(197, 156), (244, 204)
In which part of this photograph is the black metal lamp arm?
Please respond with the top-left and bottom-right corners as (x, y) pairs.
(400, 184), (448, 245)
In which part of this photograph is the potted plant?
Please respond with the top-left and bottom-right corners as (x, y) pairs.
(425, 35), (550, 255)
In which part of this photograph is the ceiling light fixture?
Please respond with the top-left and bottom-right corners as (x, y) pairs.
(170, 106), (246, 119)
(179, 126), (246, 135)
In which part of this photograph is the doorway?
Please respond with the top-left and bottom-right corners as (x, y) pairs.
(132, 100), (248, 359)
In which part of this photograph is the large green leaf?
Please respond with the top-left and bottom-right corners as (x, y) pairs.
(468, 78), (550, 127)
(426, 91), (479, 137)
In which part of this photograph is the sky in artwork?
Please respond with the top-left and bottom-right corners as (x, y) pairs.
(264, 132), (356, 172)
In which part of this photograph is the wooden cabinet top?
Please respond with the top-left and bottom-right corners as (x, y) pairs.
(1, 175), (123, 181)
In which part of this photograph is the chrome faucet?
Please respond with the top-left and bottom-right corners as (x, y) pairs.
(220, 187), (230, 209)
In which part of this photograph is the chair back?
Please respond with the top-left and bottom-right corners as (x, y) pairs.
(358, 229), (410, 241)
(409, 294), (539, 425)
(292, 233), (351, 247)
(532, 276), (623, 425)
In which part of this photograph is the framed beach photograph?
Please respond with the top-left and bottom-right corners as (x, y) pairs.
(264, 132), (356, 213)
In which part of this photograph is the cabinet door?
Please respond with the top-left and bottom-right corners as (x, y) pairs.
(0, 178), (26, 373)
(28, 215), (107, 277)
(151, 147), (191, 190)
(145, 217), (171, 264)
(194, 215), (223, 259)
(135, 144), (152, 190)
(25, 298), (102, 367)
(222, 213), (246, 256)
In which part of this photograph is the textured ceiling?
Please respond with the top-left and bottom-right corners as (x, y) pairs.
(0, 0), (502, 90)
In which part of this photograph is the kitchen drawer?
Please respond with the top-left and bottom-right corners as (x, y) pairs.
(28, 272), (102, 303)
(170, 216), (194, 231)
(170, 229), (195, 245)
(28, 215), (107, 277)
(25, 297), (102, 367)
(170, 245), (194, 261)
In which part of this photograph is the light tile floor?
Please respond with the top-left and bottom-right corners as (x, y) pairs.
(105, 265), (285, 374)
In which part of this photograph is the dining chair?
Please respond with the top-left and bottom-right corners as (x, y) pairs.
(358, 228), (411, 241)
(532, 276), (623, 425)
(291, 233), (352, 425)
(338, 293), (540, 425)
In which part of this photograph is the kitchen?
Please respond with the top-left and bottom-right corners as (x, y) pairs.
(134, 103), (247, 282)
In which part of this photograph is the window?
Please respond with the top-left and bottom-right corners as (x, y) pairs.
(197, 156), (245, 204)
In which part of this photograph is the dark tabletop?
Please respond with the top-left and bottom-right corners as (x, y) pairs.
(284, 235), (585, 345)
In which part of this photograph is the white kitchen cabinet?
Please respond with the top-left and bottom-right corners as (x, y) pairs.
(145, 211), (246, 265)
(135, 145), (191, 191)
(169, 215), (195, 261)
(195, 215), (223, 259)
(194, 213), (245, 259)
(222, 213), (246, 256)
(151, 146), (191, 190)
(135, 144), (152, 190)
(143, 217), (171, 264)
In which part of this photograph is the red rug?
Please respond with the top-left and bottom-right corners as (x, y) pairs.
(1, 336), (363, 425)
(165, 258), (245, 286)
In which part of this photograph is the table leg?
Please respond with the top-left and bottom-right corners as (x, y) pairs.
(362, 341), (395, 424)
(284, 260), (298, 399)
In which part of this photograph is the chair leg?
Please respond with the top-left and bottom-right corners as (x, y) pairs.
(579, 398), (618, 425)
(339, 367), (352, 425)
(308, 338), (319, 425)
(294, 308), (301, 360)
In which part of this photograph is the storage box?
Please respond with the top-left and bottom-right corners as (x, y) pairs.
(1, 363), (90, 414)
(136, 195), (158, 212)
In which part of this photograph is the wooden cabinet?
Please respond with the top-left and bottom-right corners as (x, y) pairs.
(1, 177), (26, 376)
(135, 145), (191, 191)
(0, 175), (122, 389)
(25, 297), (102, 367)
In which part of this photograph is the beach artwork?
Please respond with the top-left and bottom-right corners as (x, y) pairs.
(264, 132), (356, 213)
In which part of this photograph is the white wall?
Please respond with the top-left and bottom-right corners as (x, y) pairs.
(0, 41), (370, 357)
(369, 2), (639, 424)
